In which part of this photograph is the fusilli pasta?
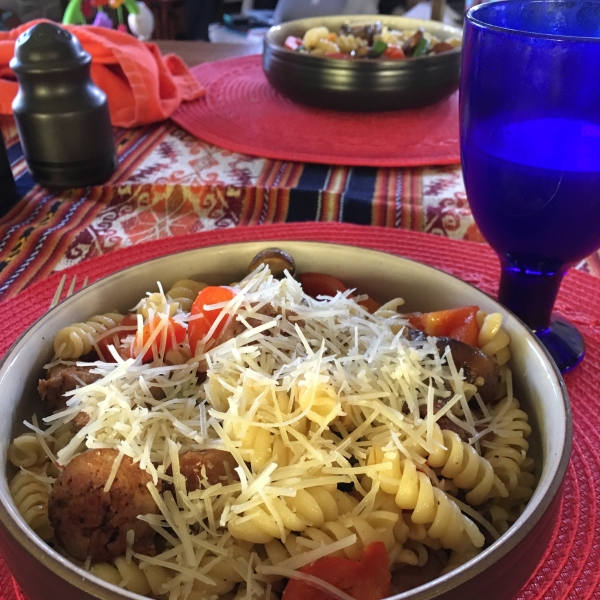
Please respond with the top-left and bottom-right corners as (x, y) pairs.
(137, 292), (178, 320)
(91, 558), (171, 597)
(167, 279), (208, 313)
(228, 487), (359, 544)
(9, 466), (54, 541)
(368, 447), (485, 551)
(8, 433), (47, 469)
(426, 427), (508, 504)
(53, 312), (124, 359)
(476, 310), (511, 366)
(482, 397), (532, 491)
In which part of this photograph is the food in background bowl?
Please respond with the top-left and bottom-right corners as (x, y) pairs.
(0, 242), (570, 600)
(285, 22), (461, 60)
(8, 248), (537, 600)
(263, 15), (463, 111)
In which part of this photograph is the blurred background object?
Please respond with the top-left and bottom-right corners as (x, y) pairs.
(272, 0), (378, 24)
(0, 0), (64, 24)
(204, 0), (275, 42)
(207, 0), (463, 44)
(0, 0), (465, 43)
(403, 0), (460, 24)
(128, 0), (154, 38)
(187, 0), (218, 40)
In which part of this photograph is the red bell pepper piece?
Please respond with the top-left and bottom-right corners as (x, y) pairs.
(383, 45), (405, 59)
(298, 272), (381, 313)
(95, 314), (137, 362)
(282, 541), (390, 600)
(188, 286), (236, 355)
(131, 316), (186, 363)
(284, 36), (304, 50)
(407, 305), (480, 347)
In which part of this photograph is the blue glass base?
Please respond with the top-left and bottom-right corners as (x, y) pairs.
(535, 316), (585, 373)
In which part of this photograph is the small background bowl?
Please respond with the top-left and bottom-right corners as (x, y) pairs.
(0, 242), (570, 600)
(263, 15), (463, 111)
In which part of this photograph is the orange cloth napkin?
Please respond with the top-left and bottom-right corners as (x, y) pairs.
(0, 20), (206, 128)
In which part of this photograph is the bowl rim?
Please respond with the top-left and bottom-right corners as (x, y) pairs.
(264, 13), (462, 67)
(0, 240), (572, 600)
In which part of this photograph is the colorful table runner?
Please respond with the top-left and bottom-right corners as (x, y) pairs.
(1, 118), (599, 303)
(0, 223), (599, 599)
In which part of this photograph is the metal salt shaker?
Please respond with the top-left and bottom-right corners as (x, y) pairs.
(10, 22), (117, 188)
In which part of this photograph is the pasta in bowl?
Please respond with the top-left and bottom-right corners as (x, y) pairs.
(263, 15), (462, 111)
(288, 22), (461, 60)
(0, 242), (570, 600)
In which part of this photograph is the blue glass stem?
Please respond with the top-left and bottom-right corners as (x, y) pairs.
(498, 260), (585, 372)
(498, 262), (563, 332)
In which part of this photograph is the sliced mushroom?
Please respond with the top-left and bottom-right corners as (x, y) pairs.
(440, 336), (501, 403)
(403, 28), (424, 56)
(419, 401), (487, 442)
(339, 22), (382, 45)
(248, 248), (295, 278)
(408, 329), (501, 403)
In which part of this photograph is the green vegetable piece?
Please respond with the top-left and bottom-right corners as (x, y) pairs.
(62, 0), (86, 25)
(371, 40), (388, 57)
(124, 0), (140, 14)
(412, 37), (430, 57)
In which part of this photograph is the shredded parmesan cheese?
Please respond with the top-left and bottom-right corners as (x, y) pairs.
(29, 265), (528, 600)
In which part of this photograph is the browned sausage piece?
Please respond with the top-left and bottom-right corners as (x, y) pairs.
(174, 450), (240, 492)
(48, 448), (159, 562)
(38, 364), (101, 413)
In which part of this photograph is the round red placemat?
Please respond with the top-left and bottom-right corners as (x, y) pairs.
(1, 223), (599, 600)
(170, 55), (460, 168)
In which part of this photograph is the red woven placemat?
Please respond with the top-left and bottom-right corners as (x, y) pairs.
(170, 55), (460, 168)
(1, 223), (599, 600)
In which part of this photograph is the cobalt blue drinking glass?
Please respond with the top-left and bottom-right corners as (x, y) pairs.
(460, 0), (600, 372)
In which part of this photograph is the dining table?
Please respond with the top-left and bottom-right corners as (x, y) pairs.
(0, 38), (595, 302)
(0, 38), (599, 600)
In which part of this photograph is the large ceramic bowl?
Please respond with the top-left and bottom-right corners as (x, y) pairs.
(0, 242), (570, 600)
(263, 15), (462, 111)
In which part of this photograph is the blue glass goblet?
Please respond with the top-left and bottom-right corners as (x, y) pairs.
(460, 0), (600, 372)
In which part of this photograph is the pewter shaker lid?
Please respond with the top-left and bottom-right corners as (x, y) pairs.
(10, 21), (90, 73)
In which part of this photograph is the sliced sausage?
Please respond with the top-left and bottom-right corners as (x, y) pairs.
(168, 450), (240, 492)
(38, 364), (101, 413)
(48, 448), (159, 562)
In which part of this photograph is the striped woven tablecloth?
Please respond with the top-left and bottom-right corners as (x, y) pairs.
(1, 115), (599, 302)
